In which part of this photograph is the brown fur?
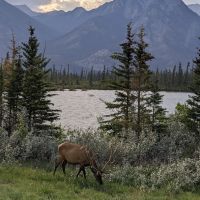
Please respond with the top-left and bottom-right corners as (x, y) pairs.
(53, 142), (103, 184)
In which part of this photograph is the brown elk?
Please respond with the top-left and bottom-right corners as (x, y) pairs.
(53, 141), (116, 185)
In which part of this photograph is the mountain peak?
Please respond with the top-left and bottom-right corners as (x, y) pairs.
(188, 4), (200, 15)
(73, 7), (86, 13)
(15, 4), (39, 16)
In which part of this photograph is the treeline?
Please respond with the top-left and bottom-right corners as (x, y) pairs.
(49, 62), (193, 92)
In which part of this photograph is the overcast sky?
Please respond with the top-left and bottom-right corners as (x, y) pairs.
(5, 0), (200, 12)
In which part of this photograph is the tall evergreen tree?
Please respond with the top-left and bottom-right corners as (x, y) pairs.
(89, 66), (94, 87)
(4, 35), (23, 135)
(148, 80), (167, 138)
(187, 40), (200, 133)
(0, 63), (4, 127)
(132, 26), (154, 139)
(22, 26), (59, 134)
(5, 56), (24, 135)
(100, 23), (135, 137)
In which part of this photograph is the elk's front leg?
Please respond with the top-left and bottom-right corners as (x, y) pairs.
(82, 167), (86, 179)
(62, 160), (67, 175)
(76, 166), (86, 178)
(53, 156), (62, 175)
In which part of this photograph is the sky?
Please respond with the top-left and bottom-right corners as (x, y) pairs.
(5, 0), (200, 12)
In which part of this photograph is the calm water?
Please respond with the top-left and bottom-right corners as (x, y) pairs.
(50, 90), (191, 130)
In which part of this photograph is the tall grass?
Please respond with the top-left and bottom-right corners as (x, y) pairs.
(1, 165), (200, 200)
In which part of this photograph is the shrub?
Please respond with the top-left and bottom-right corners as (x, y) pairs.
(0, 130), (58, 165)
(0, 129), (9, 162)
(22, 132), (58, 164)
(109, 158), (200, 192)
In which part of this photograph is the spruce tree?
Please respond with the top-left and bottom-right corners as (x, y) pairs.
(22, 26), (59, 134)
(4, 35), (23, 135)
(148, 80), (167, 138)
(89, 66), (94, 87)
(132, 26), (154, 140)
(0, 63), (4, 127)
(187, 40), (200, 133)
(100, 23), (135, 137)
(5, 56), (24, 135)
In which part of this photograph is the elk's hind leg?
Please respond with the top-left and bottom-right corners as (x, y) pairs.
(54, 155), (63, 175)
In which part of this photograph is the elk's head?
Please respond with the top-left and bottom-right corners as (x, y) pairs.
(90, 166), (103, 185)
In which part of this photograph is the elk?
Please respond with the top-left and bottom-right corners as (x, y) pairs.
(53, 141), (116, 185)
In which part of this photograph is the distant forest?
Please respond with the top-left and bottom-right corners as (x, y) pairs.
(49, 62), (193, 92)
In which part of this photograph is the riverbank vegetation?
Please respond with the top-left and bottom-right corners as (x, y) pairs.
(48, 61), (193, 92)
(1, 24), (200, 199)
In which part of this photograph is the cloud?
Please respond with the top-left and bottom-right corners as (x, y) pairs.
(38, 0), (80, 12)
(7, 0), (197, 12)
(5, 0), (111, 11)
(38, 0), (112, 12)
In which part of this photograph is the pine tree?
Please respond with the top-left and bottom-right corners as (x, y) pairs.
(4, 35), (23, 135)
(22, 26), (59, 134)
(148, 80), (167, 138)
(5, 55), (24, 135)
(89, 66), (94, 87)
(132, 26), (154, 139)
(100, 23), (135, 137)
(0, 63), (4, 127)
(178, 63), (183, 90)
(187, 40), (200, 133)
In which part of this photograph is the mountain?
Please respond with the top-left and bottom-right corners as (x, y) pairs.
(34, 7), (90, 34)
(188, 4), (200, 16)
(1, 0), (200, 71)
(15, 5), (39, 16)
(0, 0), (58, 58)
(46, 0), (200, 70)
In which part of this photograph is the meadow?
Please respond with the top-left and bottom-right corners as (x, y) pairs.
(1, 165), (200, 200)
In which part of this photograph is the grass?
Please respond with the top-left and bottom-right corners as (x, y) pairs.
(0, 165), (200, 200)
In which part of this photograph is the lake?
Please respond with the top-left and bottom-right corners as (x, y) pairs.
(50, 90), (191, 130)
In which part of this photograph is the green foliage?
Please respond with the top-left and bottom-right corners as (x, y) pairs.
(148, 80), (167, 135)
(22, 26), (59, 134)
(187, 40), (200, 133)
(4, 36), (23, 136)
(100, 23), (135, 137)
(0, 163), (200, 200)
(175, 103), (190, 125)
(109, 158), (200, 193)
(5, 57), (24, 135)
(132, 26), (154, 138)
(0, 63), (4, 127)
(1, 165), (200, 199)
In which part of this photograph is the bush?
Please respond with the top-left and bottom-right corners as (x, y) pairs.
(0, 129), (9, 162)
(108, 158), (200, 192)
(4, 131), (23, 163)
(0, 130), (58, 165)
(22, 132), (58, 164)
(108, 164), (155, 188)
